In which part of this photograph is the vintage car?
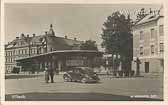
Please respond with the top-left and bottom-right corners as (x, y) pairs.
(63, 67), (100, 83)
(12, 67), (20, 74)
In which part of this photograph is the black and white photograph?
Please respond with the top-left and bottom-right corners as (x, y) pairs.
(3, 3), (164, 101)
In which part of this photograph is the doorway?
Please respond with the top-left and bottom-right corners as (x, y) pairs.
(145, 62), (149, 73)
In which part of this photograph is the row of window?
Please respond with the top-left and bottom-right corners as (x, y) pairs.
(139, 25), (164, 40)
(6, 57), (16, 63)
(139, 43), (164, 56)
(6, 48), (41, 56)
(6, 65), (14, 73)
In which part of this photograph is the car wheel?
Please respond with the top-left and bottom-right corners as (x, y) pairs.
(81, 78), (87, 83)
(64, 76), (70, 82)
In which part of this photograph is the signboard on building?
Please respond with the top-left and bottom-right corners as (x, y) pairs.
(66, 60), (84, 66)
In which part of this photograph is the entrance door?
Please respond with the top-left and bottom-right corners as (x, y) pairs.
(145, 62), (149, 73)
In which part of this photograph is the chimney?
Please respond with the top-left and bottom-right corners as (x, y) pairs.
(21, 33), (24, 37)
(45, 31), (48, 35)
(20, 33), (25, 39)
(74, 37), (77, 41)
(16, 37), (19, 39)
(33, 33), (35, 37)
(149, 8), (152, 14)
(65, 35), (68, 39)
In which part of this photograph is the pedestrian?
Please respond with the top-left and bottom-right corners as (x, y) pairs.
(135, 57), (141, 76)
(44, 65), (49, 83)
(49, 67), (54, 83)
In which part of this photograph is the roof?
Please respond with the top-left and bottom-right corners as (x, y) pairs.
(30, 35), (44, 44)
(5, 34), (82, 50)
(5, 24), (82, 50)
(135, 7), (163, 26)
(45, 35), (82, 50)
(135, 14), (160, 26)
(16, 50), (103, 61)
(5, 37), (30, 48)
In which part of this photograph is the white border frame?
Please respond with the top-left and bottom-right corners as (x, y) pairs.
(1, 0), (167, 105)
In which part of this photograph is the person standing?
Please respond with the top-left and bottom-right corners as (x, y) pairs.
(49, 66), (54, 83)
(44, 65), (49, 83)
(135, 57), (141, 76)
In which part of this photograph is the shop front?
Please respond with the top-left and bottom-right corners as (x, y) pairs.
(16, 50), (103, 73)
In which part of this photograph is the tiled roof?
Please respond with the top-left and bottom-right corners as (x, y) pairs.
(45, 35), (82, 50)
(6, 37), (30, 48)
(30, 35), (44, 44)
(5, 24), (82, 50)
(63, 38), (81, 46)
(5, 34), (82, 50)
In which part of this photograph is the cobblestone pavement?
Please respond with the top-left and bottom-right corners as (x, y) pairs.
(5, 73), (163, 101)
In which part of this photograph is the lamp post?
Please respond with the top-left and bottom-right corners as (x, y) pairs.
(113, 54), (116, 76)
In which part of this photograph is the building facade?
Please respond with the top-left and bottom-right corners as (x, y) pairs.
(132, 6), (164, 75)
(5, 24), (82, 73)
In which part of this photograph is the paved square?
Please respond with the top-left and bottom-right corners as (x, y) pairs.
(5, 73), (163, 101)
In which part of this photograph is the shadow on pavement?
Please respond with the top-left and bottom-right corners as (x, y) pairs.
(5, 92), (163, 101)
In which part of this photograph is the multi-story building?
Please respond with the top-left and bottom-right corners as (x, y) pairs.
(132, 6), (164, 75)
(5, 24), (82, 73)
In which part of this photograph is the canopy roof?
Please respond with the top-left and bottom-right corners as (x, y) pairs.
(16, 50), (103, 62)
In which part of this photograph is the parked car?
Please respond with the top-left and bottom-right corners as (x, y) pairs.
(63, 67), (100, 83)
(12, 67), (20, 74)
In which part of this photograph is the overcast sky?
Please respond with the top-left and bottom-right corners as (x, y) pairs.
(5, 4), (161, 50)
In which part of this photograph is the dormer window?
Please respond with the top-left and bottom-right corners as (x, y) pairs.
(20, 41), (24, 45)
(13, 42), (17, 46)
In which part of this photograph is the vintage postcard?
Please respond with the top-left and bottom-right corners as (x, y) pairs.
(0, 0), (167, 105)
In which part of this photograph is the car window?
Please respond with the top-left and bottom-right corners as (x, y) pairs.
(85, 69), (94, 75)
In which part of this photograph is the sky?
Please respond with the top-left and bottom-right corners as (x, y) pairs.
(5, 4), (161, 50)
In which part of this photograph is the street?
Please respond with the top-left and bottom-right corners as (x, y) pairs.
(5, 73), (163, 101)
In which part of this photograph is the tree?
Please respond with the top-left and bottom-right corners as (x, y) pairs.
(80, 40), (98, 51)
(101, 11), (133, 75)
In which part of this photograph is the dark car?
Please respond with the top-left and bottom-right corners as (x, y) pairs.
(12, 67), (20, 74)
(63, 67), (100, 83)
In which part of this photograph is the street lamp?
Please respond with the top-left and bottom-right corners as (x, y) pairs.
(113, 54), (116, 76)
(113, 54), (121, 76)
